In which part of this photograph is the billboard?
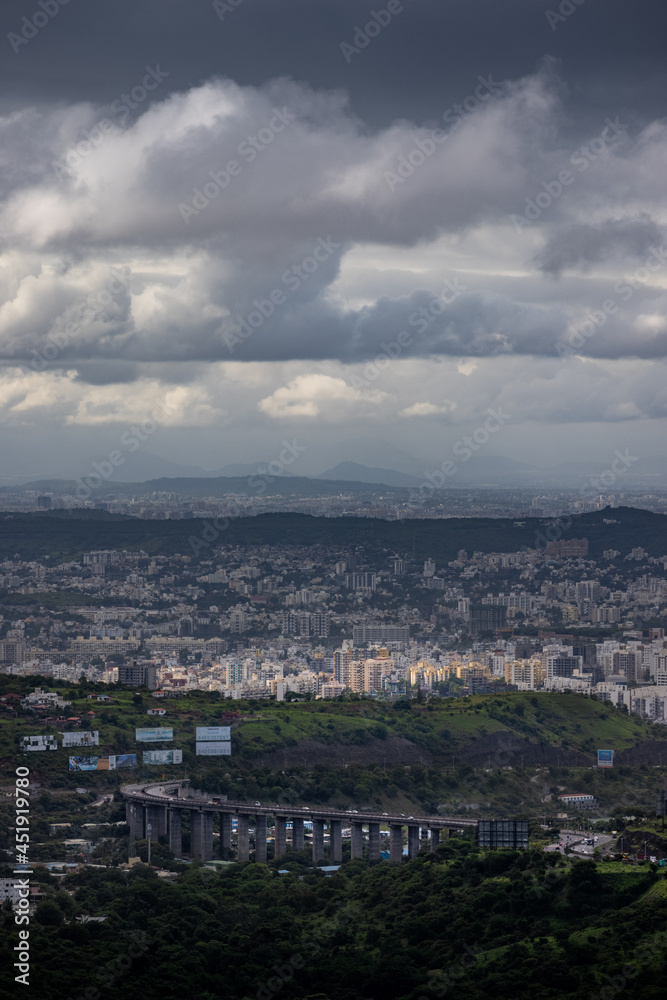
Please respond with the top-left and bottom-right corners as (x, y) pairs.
(69, 756), (101, 771)
(196, 741), (231, 756)
(109, 754), (137, 769)
(69, 755), (137, 770)
(21, 735), (58, 752)
(196, 726), (231, 741)
(62, 731), (99, 748)
(135, 728), (173, 742)
(598, 749), (614, 768)
(143, 750), (183, 765)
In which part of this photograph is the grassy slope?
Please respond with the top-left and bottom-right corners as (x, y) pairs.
(2, 684), (657, 763)
(2, 681), (666, 822)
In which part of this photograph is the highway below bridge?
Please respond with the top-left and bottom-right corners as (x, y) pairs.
(121, 780), (479, 864)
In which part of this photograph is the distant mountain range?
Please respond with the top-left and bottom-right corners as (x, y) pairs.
(2, 449), (667, 492)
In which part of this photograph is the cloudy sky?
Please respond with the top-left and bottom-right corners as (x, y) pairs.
(1, 0), (666, 480)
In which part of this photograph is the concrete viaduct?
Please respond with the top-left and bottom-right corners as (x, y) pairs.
(121, 781), (478, 864)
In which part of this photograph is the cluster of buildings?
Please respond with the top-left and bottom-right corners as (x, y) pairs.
(0, 531), (664, 716)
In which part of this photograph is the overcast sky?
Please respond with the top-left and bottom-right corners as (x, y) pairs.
(1, 0), (666, 479)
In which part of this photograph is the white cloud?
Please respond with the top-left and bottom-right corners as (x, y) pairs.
(0, 368), (224, 428)
(400, 401), (457, 417)
(258, 373), (386, 420)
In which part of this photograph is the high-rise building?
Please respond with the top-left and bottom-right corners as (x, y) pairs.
(334, 648), (353, 684)
(544, 655), (581, 679)
(346, 572), (377, 592)
(229, 609), (246, 634)
(612, 650), (638, 681)
(363, 658), (385, 694)
(469, 605), (507, 636)
(0, 639), (26, 664)
(178, 617), (193, 637)
(225, 661), (245, 685)
(282, 611), (329, 638)
(118, 664), (157, 689)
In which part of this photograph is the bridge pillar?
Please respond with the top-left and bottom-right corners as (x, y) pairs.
(312, 819), (325, 864)
(430, 828), (440, 851)
(275, 816), (287, 859)
(190, 810), (213, 861)
(127, 801), (143, 850)
(238, 814), (250, 863)
(407, 824), (420, 859)
(168, 808), (182, 857)
(292, 817), (305, 851)
(390, 825), (403, 863)
(220, 812), (232, 856)
(255, 815), (267, 863)
(351, 821), (364, 860)
(330, 820), (342, 863)
(368, 822), (381, 862)
(146, 804), (168, 839)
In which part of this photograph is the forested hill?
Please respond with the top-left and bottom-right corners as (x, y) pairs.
(0, 505), (666, 561)
(2, 849), (666, 1000)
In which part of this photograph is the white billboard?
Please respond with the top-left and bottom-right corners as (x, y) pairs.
(62, 731), (99, 748)
(196, 741), (231, 756)
(196, 727), (231, 741)
(21, 735), (57, 751)
(135, 728), (173, 742)
(143, 750), (183, 765)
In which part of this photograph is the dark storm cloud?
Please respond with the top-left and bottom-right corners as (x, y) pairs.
(1, 63), (667, 376)
(1, 0), (666, 131)
(535, 217), (667, 274)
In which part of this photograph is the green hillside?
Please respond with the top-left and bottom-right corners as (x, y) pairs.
(3, 679), (666, 825)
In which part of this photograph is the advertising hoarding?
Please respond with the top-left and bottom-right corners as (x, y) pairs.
(62, 731), (99, 748)
(109, 754), (137, 769)
(21, 735), (58, 751)
(69, 756), (101, 771)
(196, 742), (231, 756)
(196, 726), (231, 741)
(135, 728), (173, 742)
(597, 749), (614, 768)
(143, 750), (183, 765)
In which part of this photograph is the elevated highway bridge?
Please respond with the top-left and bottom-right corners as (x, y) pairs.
(121, 780), (480, 864)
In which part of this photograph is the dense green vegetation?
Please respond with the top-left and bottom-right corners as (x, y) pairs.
(1, 505), (666, 561)
(2, 847), (666, 999)
(4, 677), (667, 998)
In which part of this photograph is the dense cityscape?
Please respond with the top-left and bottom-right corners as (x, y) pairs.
(2, 516), (666, 717)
